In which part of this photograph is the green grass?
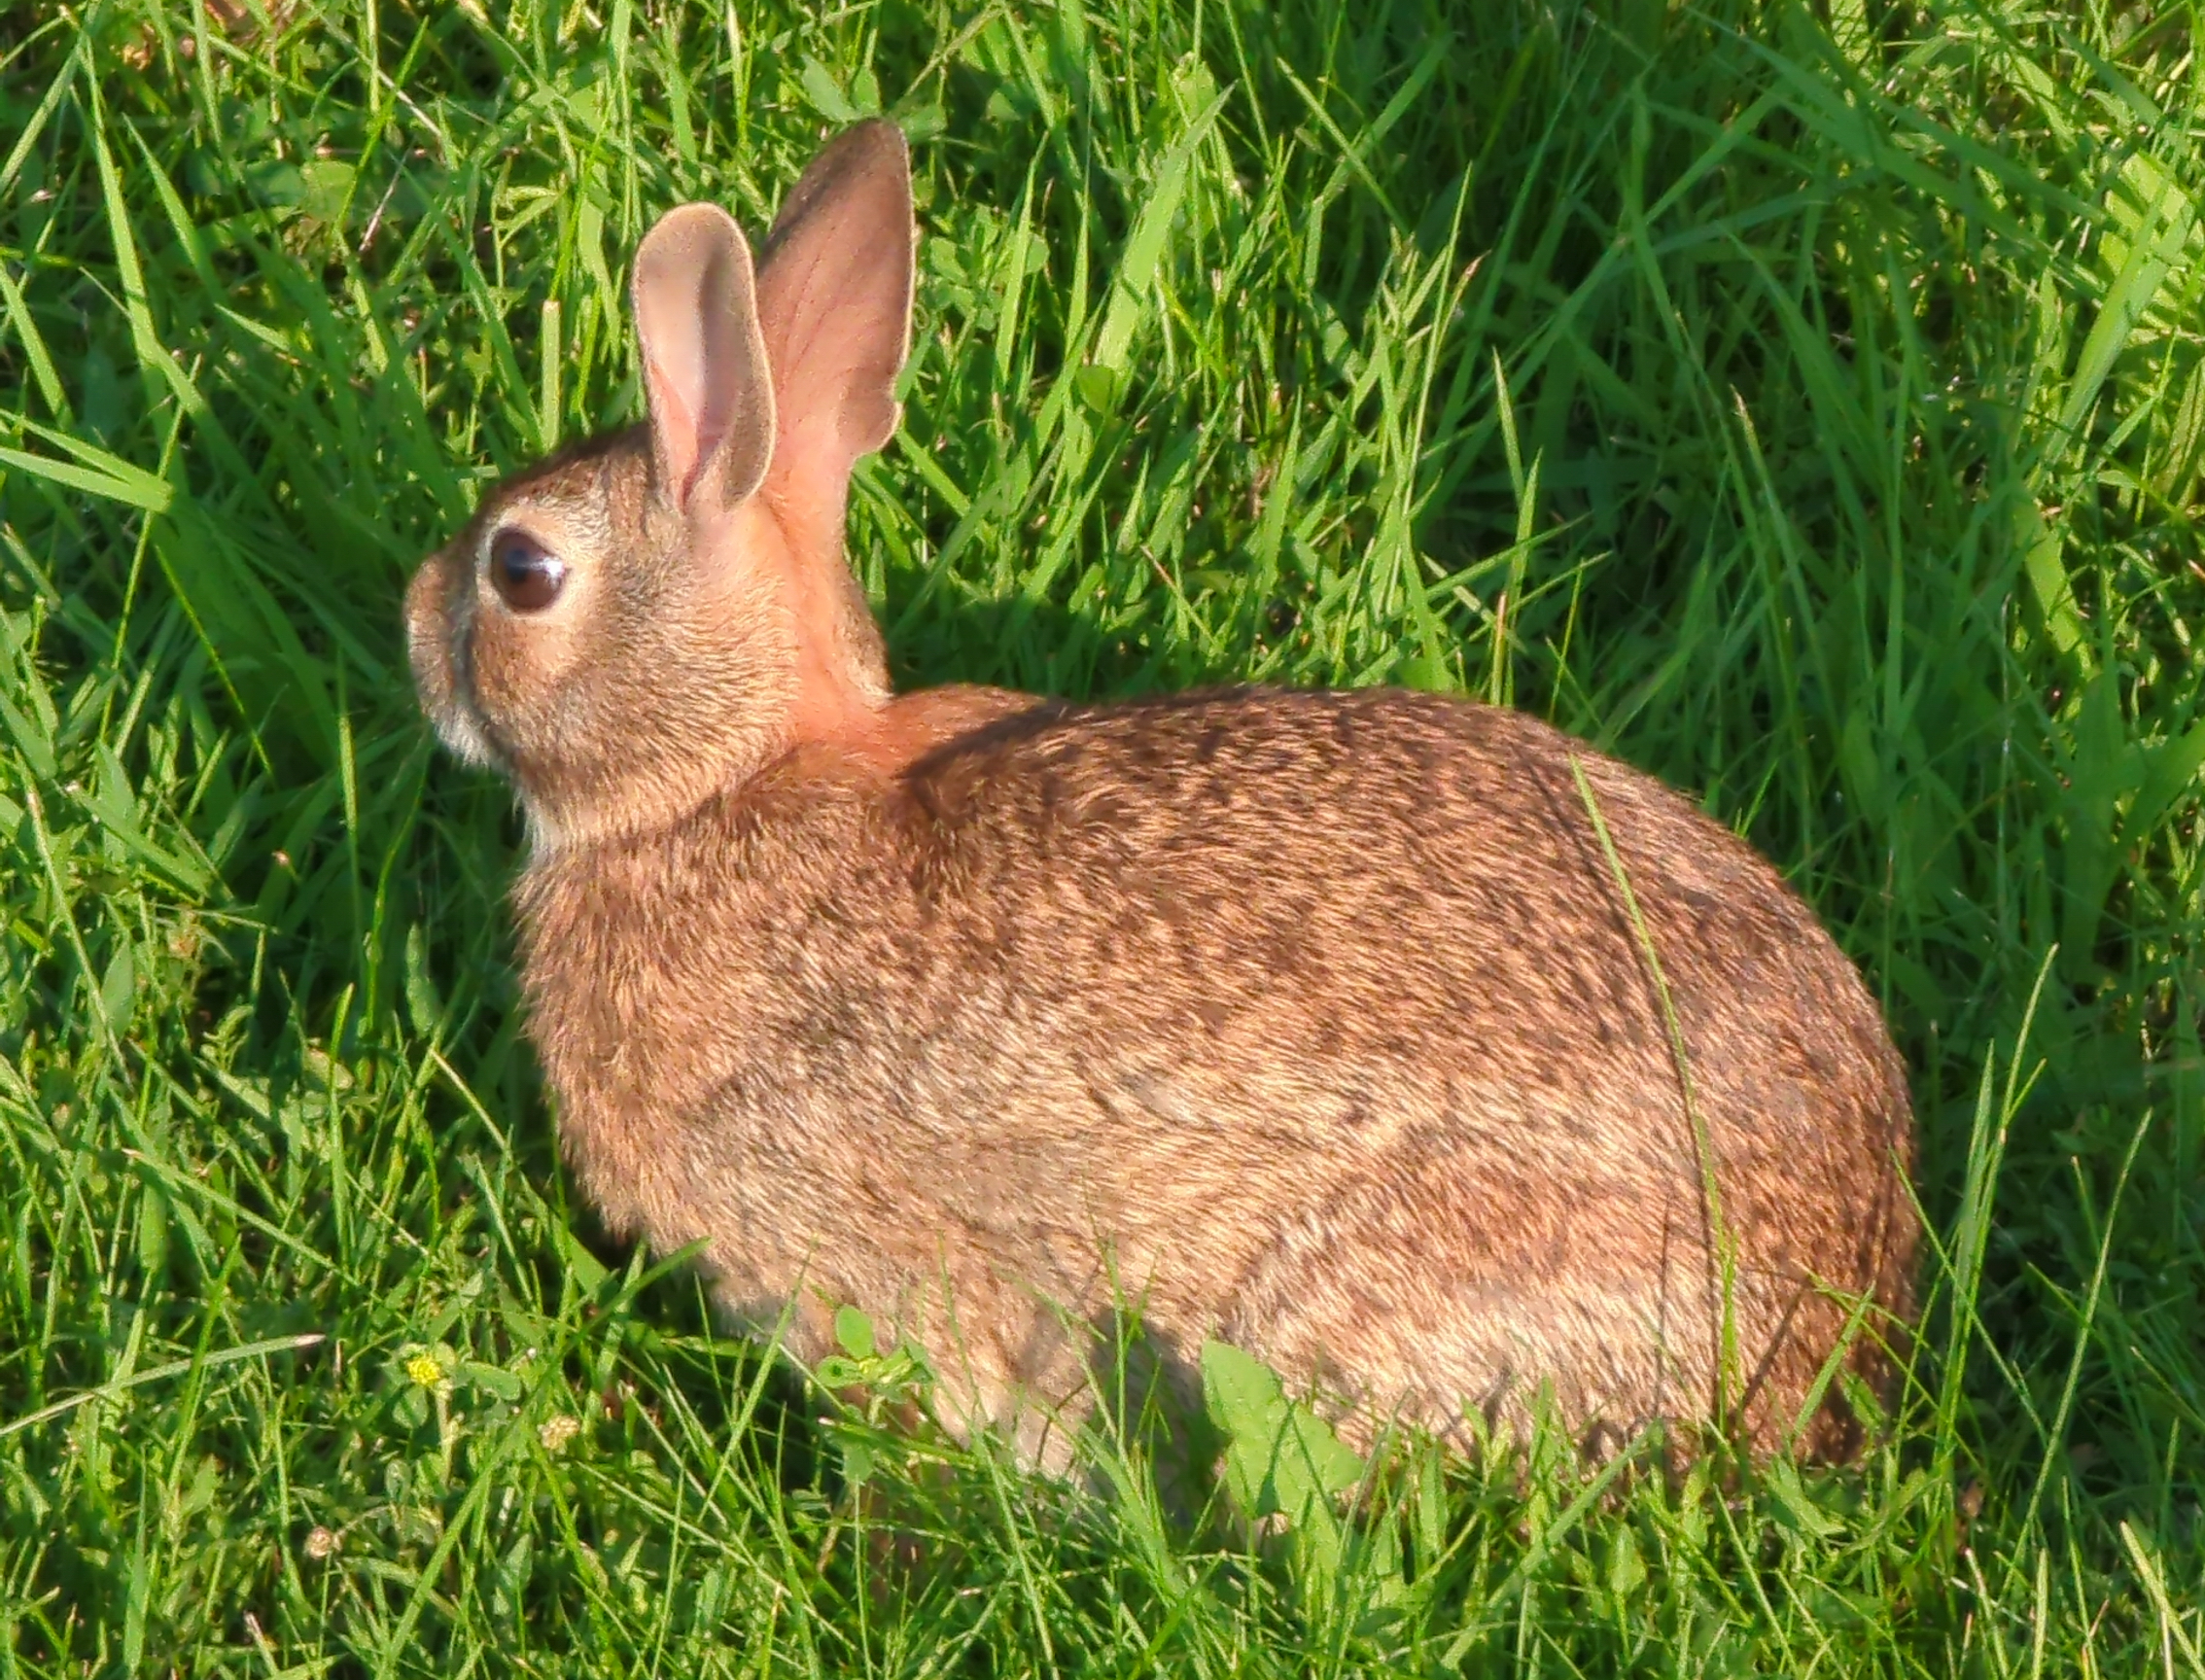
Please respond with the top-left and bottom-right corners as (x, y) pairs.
(1, 0), (2201, 1670)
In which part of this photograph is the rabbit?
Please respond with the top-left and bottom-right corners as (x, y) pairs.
(405, 119), (1918, 1475)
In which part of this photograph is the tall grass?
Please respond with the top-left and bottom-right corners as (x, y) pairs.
(0, 0), (2200, 1671)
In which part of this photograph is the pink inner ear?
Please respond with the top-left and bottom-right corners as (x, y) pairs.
(646, 365), (704, 499)
(643, 289), (723, 506)
(633, 203), (774, 511)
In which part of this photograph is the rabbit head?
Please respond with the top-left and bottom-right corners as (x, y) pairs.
(404, 121), (917, 848)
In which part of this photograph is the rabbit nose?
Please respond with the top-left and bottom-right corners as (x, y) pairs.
(403, 562), (440, 666)
(404, 556), (465, 704)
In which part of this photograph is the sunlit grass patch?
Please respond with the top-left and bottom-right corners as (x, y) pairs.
(0, 0), (2200, 1671)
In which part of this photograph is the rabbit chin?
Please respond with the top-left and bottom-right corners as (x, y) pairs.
(423, 703), (570, 854)
(422, 686), (505, 775)
(416, 690), (577, 854)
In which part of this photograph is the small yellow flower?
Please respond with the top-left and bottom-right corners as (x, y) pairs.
(404, 1352), (445, 1389)
(539, 1415), (580, 1452)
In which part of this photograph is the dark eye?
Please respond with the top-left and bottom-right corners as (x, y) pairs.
(489, 529), (567, 612)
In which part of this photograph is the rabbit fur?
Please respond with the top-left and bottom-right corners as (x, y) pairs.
(405, 120), (1918, 1473)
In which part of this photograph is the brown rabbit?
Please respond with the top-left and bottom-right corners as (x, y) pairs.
(405, 120), (1917, 1473)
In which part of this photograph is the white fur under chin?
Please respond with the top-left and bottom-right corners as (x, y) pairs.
(519, 793), (566, 857)
(425, 704), (566, 856)
(431, 702), (499, 770)
(415, 682), (566, 851)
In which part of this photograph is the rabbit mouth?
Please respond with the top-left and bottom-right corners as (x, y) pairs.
(440, 648), (513, 773)
(430, 689), (504, 770)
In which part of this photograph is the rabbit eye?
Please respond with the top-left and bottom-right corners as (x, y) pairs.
(489, 530), (567, 612)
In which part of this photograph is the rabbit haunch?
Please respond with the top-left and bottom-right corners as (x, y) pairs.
(404, 120), (1918, 1468)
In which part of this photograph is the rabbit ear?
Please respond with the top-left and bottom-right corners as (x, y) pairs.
(632, 202), (776, 511)
(754, 120), (915, 520)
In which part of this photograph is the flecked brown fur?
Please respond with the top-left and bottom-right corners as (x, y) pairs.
(405, 121), (1917, 1473)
